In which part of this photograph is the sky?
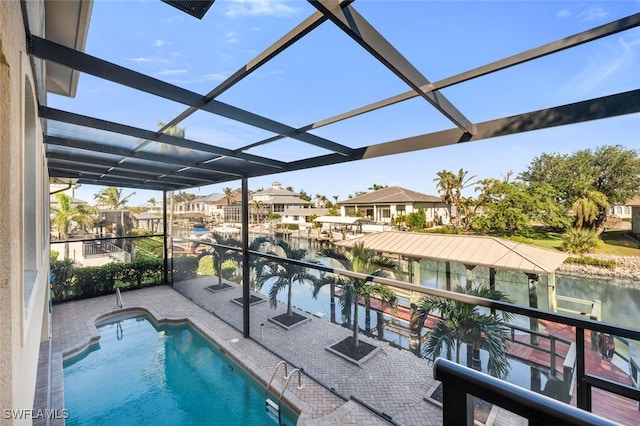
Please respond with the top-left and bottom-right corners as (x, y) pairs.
(48, 0), (640, 206)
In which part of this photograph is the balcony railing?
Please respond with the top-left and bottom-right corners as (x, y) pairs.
(173, 239), (640, 421)
(433, 357), (619, 426)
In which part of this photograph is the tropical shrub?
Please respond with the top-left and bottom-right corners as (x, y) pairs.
(198, 255), (216, 275)
(220, 259), (240, 282)
(172, 255), (200, 282)
(562, 228), (599, 254)
(565, 256), (616, 268)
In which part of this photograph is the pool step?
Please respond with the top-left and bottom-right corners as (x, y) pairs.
(266, 397), (280, 424)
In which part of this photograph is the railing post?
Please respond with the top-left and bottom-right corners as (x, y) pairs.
(550, 337), (556, 378)
(576, 327), (591, 411)
(441, 383), (474, 425)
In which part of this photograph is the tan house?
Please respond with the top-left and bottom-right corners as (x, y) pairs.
(251, 182), (310, 214)
(338, 186), (450, 225)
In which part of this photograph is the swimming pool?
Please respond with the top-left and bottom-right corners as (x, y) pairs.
(63, 315), (297, 425)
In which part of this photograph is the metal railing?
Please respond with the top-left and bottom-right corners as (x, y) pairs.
(176, 238), (640, 418)
(433, 357), (618, 425)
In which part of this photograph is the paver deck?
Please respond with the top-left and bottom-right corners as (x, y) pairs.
(47, 278), (635, 425)
(50, 284), (417, 425)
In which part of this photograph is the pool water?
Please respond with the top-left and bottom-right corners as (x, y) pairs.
(63, 316), (297, 425)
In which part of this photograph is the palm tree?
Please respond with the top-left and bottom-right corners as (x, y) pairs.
(368, 183), (387, 191)
(147, 197), (157, 208)
(250, 199), (265, 224)
(572, 189), (609, 231)
(414, 285), (512, 379)
(313, 242), (399, 349)
(254, 238), (319, 319)
(434, 168), (476, 229)
(223, 187), (234, 206)
(94, 187), (136, 210)
(51, 193), (95, 259)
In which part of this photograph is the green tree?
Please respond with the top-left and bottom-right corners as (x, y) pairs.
(572, 190), (609, 231)
(434, 168), (476, 229)
(250, 199), (265, 224)
(406, 209), (427, 231)
(254, 239), (319, 318)
(415, 285), (512, 379)
(147, 198), (157, 207)
(314, 242), (399, 349)
(368, 183), (387, 191)
(94, 187), (136, 210)
(223, 187), (235, 206)
(473, 179), (534, 235)
(520, 145), (640, 230)
(51, 193), (95, 259)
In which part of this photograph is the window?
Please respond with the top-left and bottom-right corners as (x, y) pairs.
(23, 75), (38, 310)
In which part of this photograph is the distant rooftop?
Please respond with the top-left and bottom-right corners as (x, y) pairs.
(339, 186), (441, 205)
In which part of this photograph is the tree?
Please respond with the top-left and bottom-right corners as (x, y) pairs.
(314, 242), (399, 348)
(254, 238), (319, 319)
(405, 209), (427, 231)
(51, 193), (95, 259)
(473, 179), (535, 235)
(414, 285), (512, 379)
(520, 145), (640, 230)
(94, 187), (136, 210)
(573, 190), (609, 231)
(434, 168), (476, 230)
(223, 187), (234, 206)
(250, 199), (265, 224)
(368, 183), (387, 191)
(147, 198), (157, 207)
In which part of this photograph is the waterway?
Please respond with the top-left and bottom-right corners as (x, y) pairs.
(259, 235), (640, 330)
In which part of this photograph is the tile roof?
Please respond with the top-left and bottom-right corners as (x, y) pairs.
(338, 186), (442, 205)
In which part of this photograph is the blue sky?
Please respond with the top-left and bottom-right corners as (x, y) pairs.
(49, 0), (640, 206)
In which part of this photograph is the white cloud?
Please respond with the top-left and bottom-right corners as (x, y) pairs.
(226, 31), (240, 43)
(557, 9), (571, 18)
(128, 57), (153, 63)
(578, 6), (609, 22)
(202, 73), (227, 81)
(562, 34), (640, 95)
(224, 0), (298, 18)
(157, 69), (188, 76)
(154, 40), (167, 47)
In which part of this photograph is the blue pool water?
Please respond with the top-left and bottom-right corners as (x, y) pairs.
(63, 316), (297, 425)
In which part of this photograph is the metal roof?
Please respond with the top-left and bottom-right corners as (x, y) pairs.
(314, 216), (365, 225)
(335, 231), (569, 275)
(27, 3), (640, 193)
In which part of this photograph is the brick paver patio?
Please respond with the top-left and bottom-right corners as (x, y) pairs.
(48, 280), (522, 425)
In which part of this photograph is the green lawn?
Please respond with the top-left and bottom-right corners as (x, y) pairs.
(501, 228), (640, 256)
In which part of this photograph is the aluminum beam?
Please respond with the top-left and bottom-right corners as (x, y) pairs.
(45, 135), (243, 178)
(159, 11), (328, 134)
(29, 35), (355, 157)
(310, 0), (473, 133)
(236, 13), (640, 153)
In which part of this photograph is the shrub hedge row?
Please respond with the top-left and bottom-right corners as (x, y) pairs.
(51, 254), (167, 303)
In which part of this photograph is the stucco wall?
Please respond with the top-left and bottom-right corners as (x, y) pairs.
(0, 1), (50, 424)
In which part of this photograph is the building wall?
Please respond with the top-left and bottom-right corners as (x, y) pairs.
(0, 1), (50, 423)
(632, 206), (640, 235)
